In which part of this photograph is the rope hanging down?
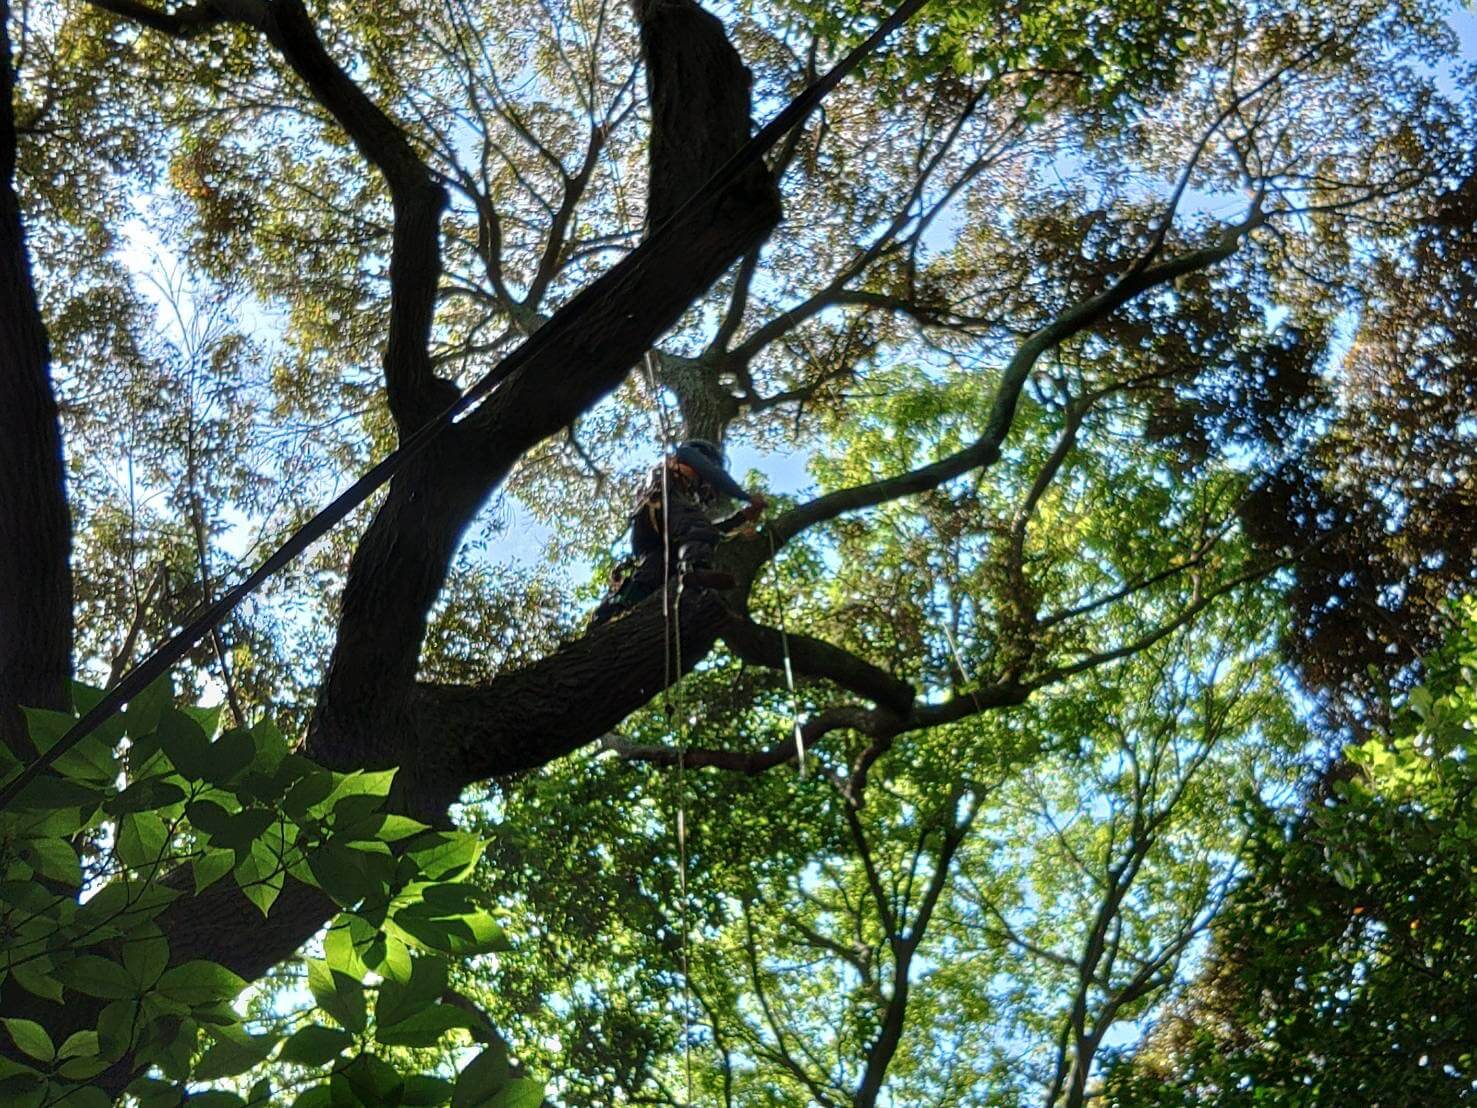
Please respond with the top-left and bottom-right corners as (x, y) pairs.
(0, 0), (932, 812)
(640, 352), (695, 1100)
(767, 528), (807, 778)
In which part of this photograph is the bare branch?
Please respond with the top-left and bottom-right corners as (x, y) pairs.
(771, 210), (1265, 545)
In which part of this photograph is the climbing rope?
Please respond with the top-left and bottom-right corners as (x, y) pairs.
(767, 528), (807, 778)
(641, 352), (695, 1102)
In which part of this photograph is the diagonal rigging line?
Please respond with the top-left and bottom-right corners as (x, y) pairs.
(0, 0), (931, 811)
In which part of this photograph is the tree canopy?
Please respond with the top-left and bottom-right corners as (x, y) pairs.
(2, 0), (1476, 1102)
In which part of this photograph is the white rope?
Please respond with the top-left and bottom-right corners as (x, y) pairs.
(766, 527), (807, 778)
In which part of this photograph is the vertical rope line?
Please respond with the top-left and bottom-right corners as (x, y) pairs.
(642, 352), (693, 1103)
(766, 528), (806, 777)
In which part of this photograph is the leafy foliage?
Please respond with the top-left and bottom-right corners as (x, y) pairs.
(1108, 599), (1477, 1104)
(0, 683), (534, 1106)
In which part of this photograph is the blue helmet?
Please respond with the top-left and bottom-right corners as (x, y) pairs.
(673, 439), (751, 502)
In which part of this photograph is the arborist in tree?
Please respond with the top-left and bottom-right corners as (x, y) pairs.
(592, 439), (766, 624)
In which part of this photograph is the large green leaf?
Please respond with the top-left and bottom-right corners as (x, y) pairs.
(2, 1019), (53, 1063)
(278, 1024), (353, 1067)
(306, 959), (367, 1034)
(154, 961), (247, 1007)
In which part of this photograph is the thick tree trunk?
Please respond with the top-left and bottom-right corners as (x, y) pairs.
(0, 0), (72, 756)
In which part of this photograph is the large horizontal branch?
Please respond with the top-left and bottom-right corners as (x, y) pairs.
(607, 704), (880, 774)
(722, 618), (914, 713)
(770, 213), (1264, 546)
(419, 586), (734, 788)
(617, 547), (1291, 786)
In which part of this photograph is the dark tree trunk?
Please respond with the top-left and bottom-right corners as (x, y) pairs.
(634, 0), (775, 231)
(0, 0), (72, 757)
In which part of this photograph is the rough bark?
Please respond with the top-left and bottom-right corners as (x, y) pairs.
(0, 0), (72, 757)
(633, 0), (773, 232)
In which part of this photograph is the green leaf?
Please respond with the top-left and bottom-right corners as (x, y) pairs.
(306, 959), (367, 1034)
(340, 1052), (404, 1103)
(322, 921), (368, 978)
(0, 1053), (40, 1080)
(406, 832), (485, 882)
(266, 754), (319, 803)
(194, 1030), (277, 1080)
(123, 928), (169, 989)
(116, 811), (170, 870)
(51, 1084), (111, 1106)
(106, 775), (187, 816)
(122, 1075), (180, 1107)
(58, 1052), (114, 1080)
(22, 837), (80, 887)
(330, 792), (389, 828)
(123, 677), (172, 739)
(71, 680), (105, 716)
(374, 955), (447, 1028)
(157, 709), (211, 780)
(488, 1079), (546, 1108)
(364, 931), (413, 984)
(9, 957), (63, 1004)
(309, 769), (396, 820)
(192, 847), (236, 894)
(3, 1019), (53, 1062)
(155, 960), (246, 1006)
(308, 842), (373, 908)
(10, 803), (87, 838)
(403, 1076), (456, 1106)
(55, 955), (137, 1000)
(377, 1005), (477, 1048)
(452, 1043), (510, 1107)
(187, 1094), (247, 1108)
(136, 1013), (198, 1081)
(204, 728), (256, 786)
(288, 1086), (332, 1108)
(376, 814), (432, 842)
(390, 908), (509, 958)
(181, 703), (223, 740)
(57, 1030), (101, 1060)
(25, 707), (117, 783)
(74, 878), (180, 934)
(212, 807), (277, 851)
(192, 1000), (243, 1027)
(97, 1000), (140, 1058)
(22, 707), (77, 756)
(282, 768), (335, 818)
(8, 775), (104, 812)
(278, 1024), (353, 1066)
(248, 719), (288, 776)
(234, 840), (285, 916)
(185, 798), (235, 839)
